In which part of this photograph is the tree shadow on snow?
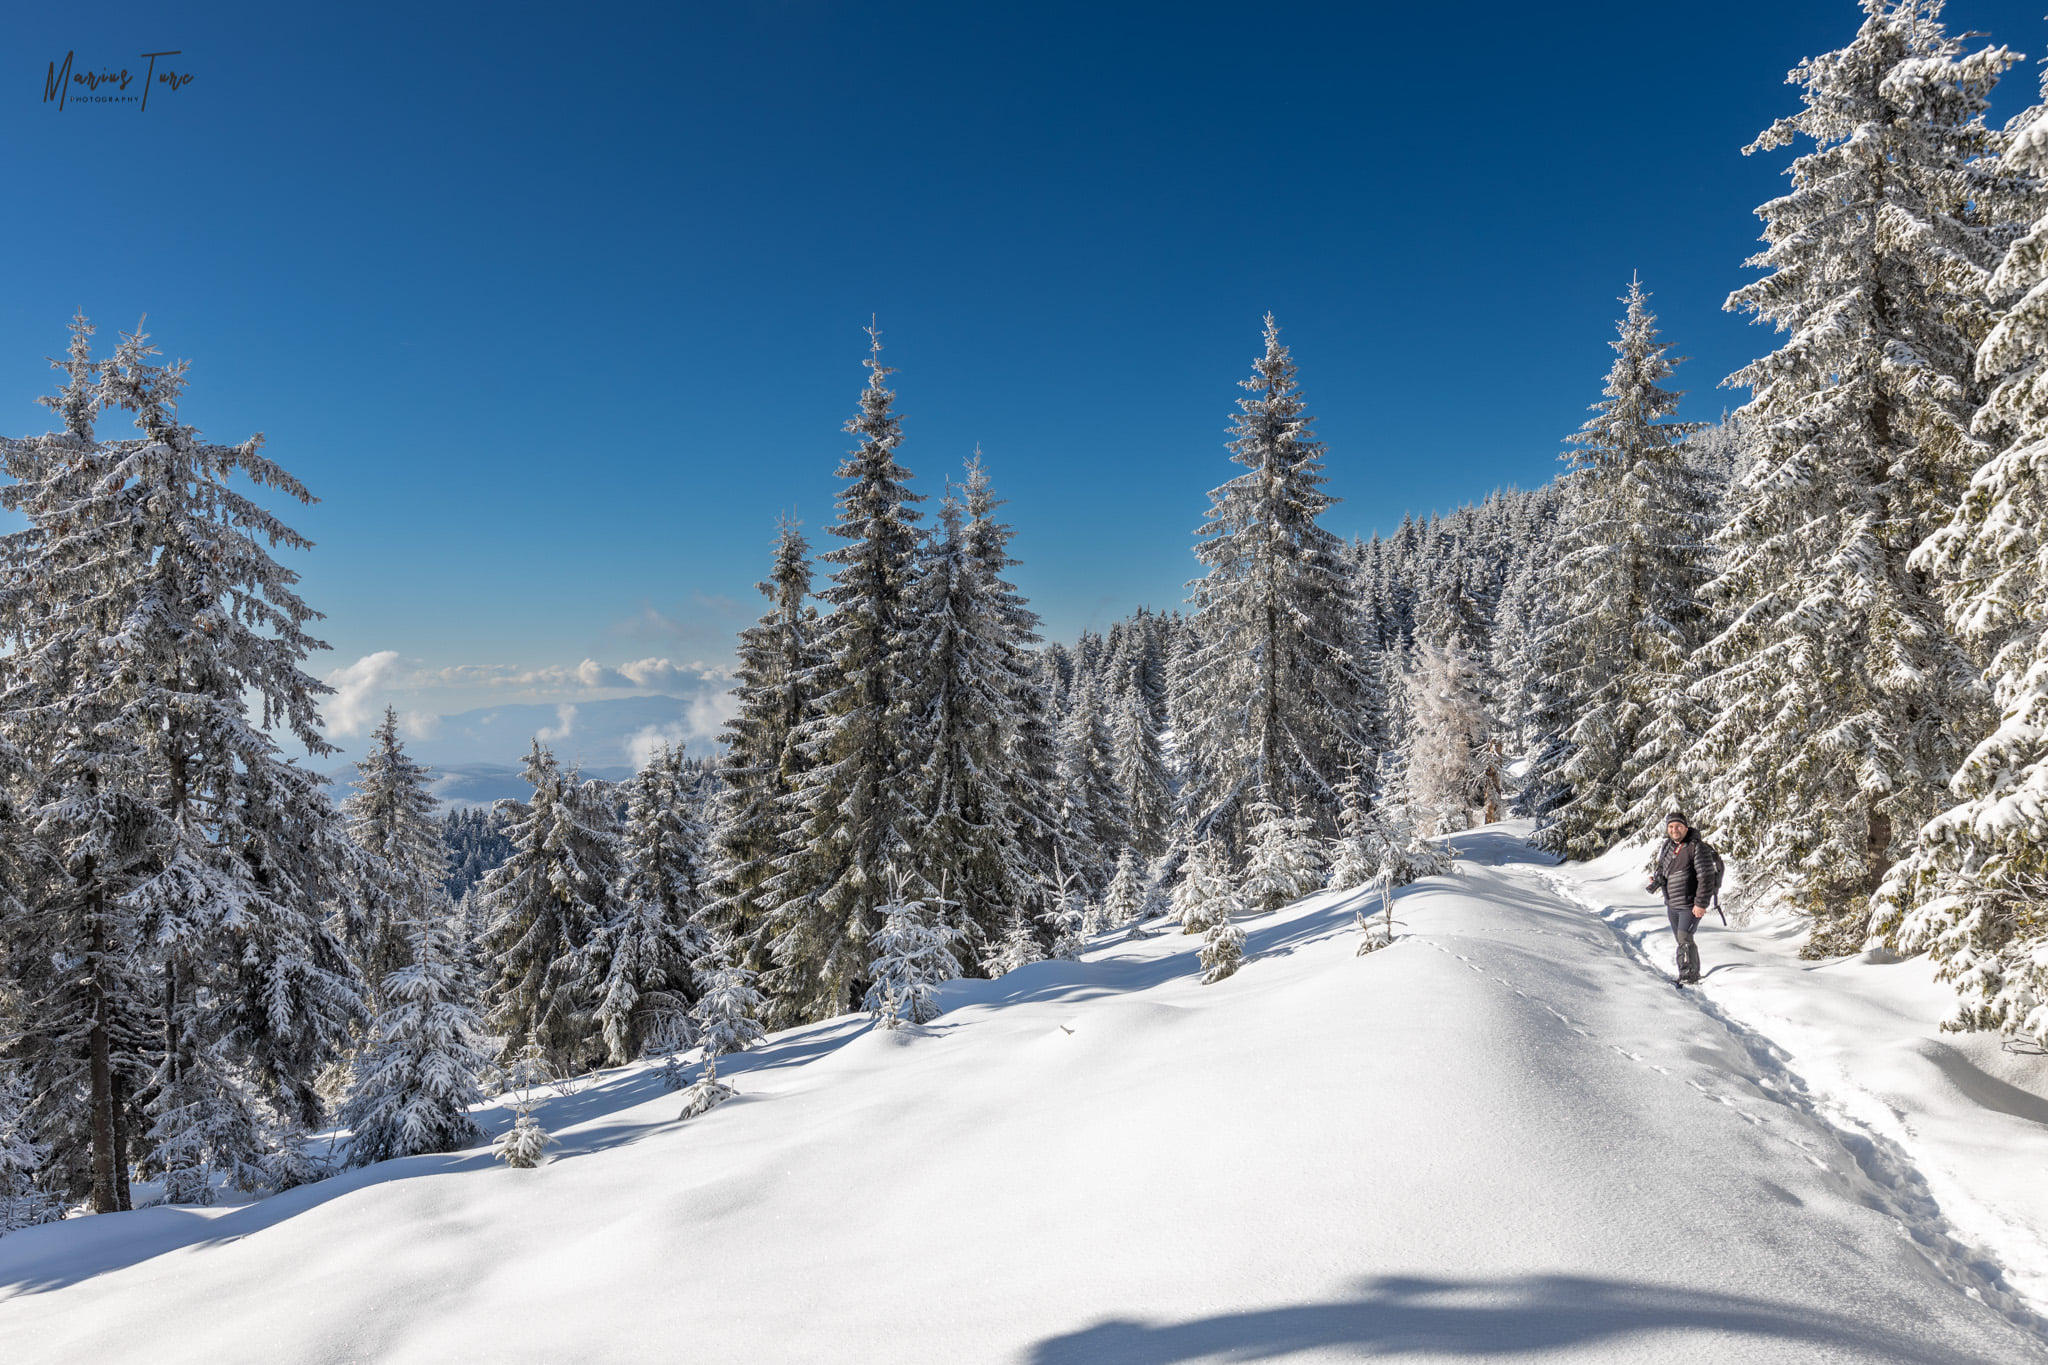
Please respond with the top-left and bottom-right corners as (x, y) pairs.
(1026, 1273), (2010, 1365)
(0, 1013), (872, 1297)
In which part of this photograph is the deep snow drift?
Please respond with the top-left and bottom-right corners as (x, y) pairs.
(3, 826), (2045, 1364)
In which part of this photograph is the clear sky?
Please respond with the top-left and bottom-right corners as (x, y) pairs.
(8, 0), (2046, 755)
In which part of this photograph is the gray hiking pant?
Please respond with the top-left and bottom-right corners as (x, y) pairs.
(1669, 905), (1703, 981)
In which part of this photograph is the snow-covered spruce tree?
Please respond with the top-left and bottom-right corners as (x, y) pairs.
(479, 743), (620, 1070)
(5, 318), (363, 1204)
(0, 315), (159, 1213)
(1240, 799), (1324, 912)
(1199, 896), (1247, 984)
(1416, 557), (1490, 661)
(1176, 315), (1365, 846)
(1042, 852), (1089, 960)
(862, 889), (959, 1029)
(679, 937), (766, 1118)
(442, 805), (515, 906)
(590, 744), (706, 1067)
(339, 903), (491, 1166)
(1111, 690), (1174, 861)
(1365, 751), (1449, 889)
(1055, 677), (1129, 891)
(1324, 766), (1376, 892)
(1102, 847), (1147, 929)
(1403, 640), (1494, 837)
(1173, 835), (1242, 934)
(903, 479), (1033, 953)
(707, 516), (821, 969)
(1873, 97), (2048, 1038)
(343, 708), (449, 1012)
(1705, 3), (2024, 952)
(1530, 280), (1712, 858)
(984, 903), (1046, 975)
(0, 1063), (63, 1233)
(963, 458), (1061, 920)
(492, 1033), (551, 1168)
(764, 327), (923, 1024)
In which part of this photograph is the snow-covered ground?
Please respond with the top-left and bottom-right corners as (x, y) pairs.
(3, 824), (2045, 1363)
(1550, 836), (2048, 1317)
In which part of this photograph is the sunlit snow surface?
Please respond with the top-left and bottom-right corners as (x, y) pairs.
(3, 824), (2045, 1363)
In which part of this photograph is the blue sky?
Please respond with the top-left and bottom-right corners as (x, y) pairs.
(8, 0), (2046, 756)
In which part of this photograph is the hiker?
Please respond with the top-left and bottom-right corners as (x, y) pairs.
(1647, 812), (1721, 985)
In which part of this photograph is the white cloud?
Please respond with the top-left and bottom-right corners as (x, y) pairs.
(325, 651), (403, 736)
(415, 657), (727, 694)
(536, 703), (578, 742)
(688, 687), (740, 743)
(624, 721), (692, 769)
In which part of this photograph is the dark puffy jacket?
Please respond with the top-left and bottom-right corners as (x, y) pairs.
(1652, 831), (1722, 915)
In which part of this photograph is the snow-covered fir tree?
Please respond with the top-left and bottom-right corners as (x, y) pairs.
(1704, 1), (2023, 951)
(0, 318), (155, 1214)
(679, 937), (767, 1118)
(961, 457), (1061, 923)
(1173, 835), (1242, 935)
(1403, 640), (1494, 837)
(1042, 852), (1089, 960)
(1873, 88), (2048, 1040)
(1240, 799), (1324, 912)
(984, 904), (1047, 975)
(903, 475), (1035, 953)
(862, 889), (959, 1028)
(339, 903), (492, 1167)
(1111, 690), (1174, 860)
(693, 938), (767, 1074)
(590, 744), (706, 1067)
(2, 316), (362, 1209)
(343, 708), (449, 1012)
(479, 743), (621, 1070)
(442, 806), (515, 906)
(1531, 279), (1711, 857)
(1199, 898), (1247, 984)
(492, 1034), (551, 1169)
(1054, 677), (1129, 891)
(707, 516), (821, 970)
(1324, 766), (1376, 892)
(1102, 847), (1147, 929)
(765, 326), (923, 1023)
(1176, 315), (1365, 844)
(0, 1064), (62, 1233)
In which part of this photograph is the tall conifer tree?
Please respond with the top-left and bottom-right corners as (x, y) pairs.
(707, 517), (820, 969)
(765, 326), (923, 1022)
(1176, 315), (1364, 845)
(1534, 279), (1711, 857)
(1703, 2), (2020, 949)
(1874, 89), (2048, 1039)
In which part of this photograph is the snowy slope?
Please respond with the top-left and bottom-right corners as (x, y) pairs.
(3, 827), (2044, 1363)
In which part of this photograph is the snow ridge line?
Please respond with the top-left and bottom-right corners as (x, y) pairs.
(1537, 869), (2048, 1349)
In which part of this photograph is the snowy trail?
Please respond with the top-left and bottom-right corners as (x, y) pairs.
(4, 831), (2045, 1363)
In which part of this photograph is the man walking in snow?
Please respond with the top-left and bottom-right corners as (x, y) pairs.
(1648, 813), (1720, 985)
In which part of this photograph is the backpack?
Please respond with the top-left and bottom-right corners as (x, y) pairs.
(1695, 840), (1726, 922)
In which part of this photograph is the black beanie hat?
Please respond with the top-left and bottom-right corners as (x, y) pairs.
(1663, 812), (1689, 827)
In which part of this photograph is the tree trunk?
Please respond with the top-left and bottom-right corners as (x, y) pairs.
(1865, 802), (1894, 899)
(111, 1067), (133, 1212)
(86, 909), (119, 1215)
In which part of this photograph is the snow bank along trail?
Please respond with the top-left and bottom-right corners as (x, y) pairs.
(2, 828), (2042, 1363)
